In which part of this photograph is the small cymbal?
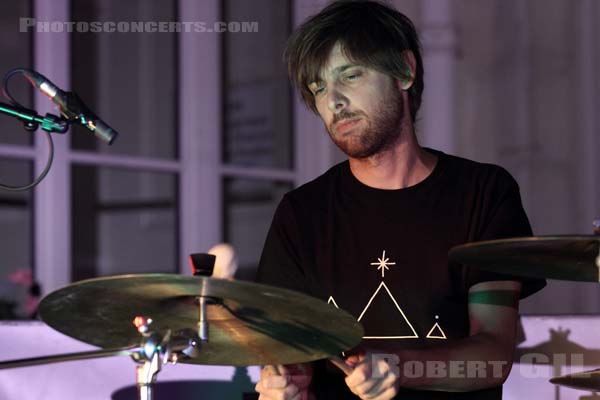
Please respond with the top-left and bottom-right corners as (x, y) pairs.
(39, 274), (363, 366)
(449, 236), (600, 282)
(550, 368), (600, 391)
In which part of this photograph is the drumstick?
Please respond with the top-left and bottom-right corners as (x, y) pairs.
(329, 355), (353, 376)
(266, 357), (352, 377)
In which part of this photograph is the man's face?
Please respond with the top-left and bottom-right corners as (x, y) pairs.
(308, 44), (405, 159)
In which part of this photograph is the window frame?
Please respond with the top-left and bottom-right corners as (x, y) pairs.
(0, 0), (337, 296)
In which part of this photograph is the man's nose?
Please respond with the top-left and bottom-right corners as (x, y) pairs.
(327, 87), (348, 114)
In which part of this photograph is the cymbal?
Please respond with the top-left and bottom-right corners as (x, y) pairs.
(550, 368), (600, 391)
(39, 274), (363, 366)
(449, 236), (600, 282)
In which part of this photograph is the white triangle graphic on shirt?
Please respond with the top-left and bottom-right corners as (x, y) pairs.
(357, 281), (419, 339)
(426, 322), (447, 339)
(327, 296), (340, 308)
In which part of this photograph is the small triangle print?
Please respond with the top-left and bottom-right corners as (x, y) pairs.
(426, 322), (447, 339)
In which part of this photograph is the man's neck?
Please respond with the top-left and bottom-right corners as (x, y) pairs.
(348, 132), (438, 190)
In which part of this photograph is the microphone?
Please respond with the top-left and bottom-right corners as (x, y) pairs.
(22, 69), (118, 145)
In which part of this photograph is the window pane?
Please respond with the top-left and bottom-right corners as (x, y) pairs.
(71, 165), (178, 281)
(223, 0), (293, 169)
(0, 1), (34, 146)
(70, 0), (178, 159)
(0, 158), (33, 319)
(223, 178), (291, 280)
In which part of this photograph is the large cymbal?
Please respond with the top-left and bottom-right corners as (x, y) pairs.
(39, 274), (363, 366)
(449, 236), (600, 282)
(550, 368), (600, 391)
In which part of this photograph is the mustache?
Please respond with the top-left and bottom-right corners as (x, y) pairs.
(332, 110), (364, 125)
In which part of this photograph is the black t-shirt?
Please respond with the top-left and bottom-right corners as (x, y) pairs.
(256, 149), (545, 399)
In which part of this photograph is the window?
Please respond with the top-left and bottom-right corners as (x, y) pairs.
(0, 0), (332, 320)
(0, 0), (35, 319)
(222, 0), (294, 279)
(69, 0), (179, 279)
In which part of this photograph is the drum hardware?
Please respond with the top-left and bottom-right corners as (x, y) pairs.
(550, 369), (600, 392)
(37, 273), (362, 366)
(0, 254), (363, 400)
(0, 318), (202, 400)
(449, 235), (600, 282)
(189, 253), (217, 342)
(131, 324), (201, 400)
(0, 345), (138, 370)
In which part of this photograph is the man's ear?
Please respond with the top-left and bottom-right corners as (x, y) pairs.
(398, 50), (416, 91)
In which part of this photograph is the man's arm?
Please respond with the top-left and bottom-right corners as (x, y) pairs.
(398, 280), (521, 391)
(345, 280), (521, 398)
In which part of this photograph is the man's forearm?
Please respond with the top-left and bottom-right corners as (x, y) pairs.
(387, 332), (514, 392)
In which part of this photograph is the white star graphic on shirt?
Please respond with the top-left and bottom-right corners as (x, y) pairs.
(370, 250), (396, 278)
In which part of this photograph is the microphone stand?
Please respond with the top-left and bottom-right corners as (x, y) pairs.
(1, 67), (117, 190)
(0, 101), (69, 134)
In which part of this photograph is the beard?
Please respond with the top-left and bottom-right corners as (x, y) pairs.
(326, 87), (404, 159)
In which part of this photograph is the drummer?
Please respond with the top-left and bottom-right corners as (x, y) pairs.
(255, 1), (545, 399)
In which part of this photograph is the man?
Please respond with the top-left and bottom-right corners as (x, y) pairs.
(255, 1), (545, 399)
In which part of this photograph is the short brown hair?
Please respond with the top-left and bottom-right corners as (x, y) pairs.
(284, 0), (424, 122)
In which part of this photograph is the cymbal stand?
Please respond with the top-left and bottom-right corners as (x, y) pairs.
(0, 317), (201, 400)
(131, 319), (165, 400)
(188, 253), (215, 343)
(135, 346), (161, 400)
(198, 296), (209, 341)
(0, 346), (141, 370)
(131, 317), (201, 400)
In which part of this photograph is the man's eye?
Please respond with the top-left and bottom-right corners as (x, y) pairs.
(345, 72), (361, 81)
(313, 87), (325, 95)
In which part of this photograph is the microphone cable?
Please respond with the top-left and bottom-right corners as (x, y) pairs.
(0, 67), (55, 192)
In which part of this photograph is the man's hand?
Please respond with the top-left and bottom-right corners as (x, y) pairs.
(345, 353), (399, 400)
(255, 363), (313, 400)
